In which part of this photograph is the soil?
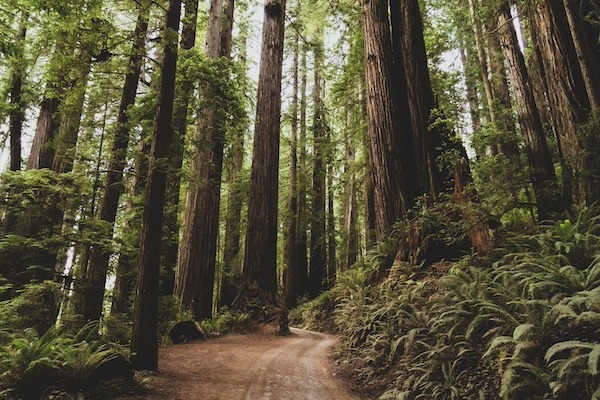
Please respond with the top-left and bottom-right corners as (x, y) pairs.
(118, 327), (364, 400)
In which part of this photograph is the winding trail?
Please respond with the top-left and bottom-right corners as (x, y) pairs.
(121, 327), (362, 400)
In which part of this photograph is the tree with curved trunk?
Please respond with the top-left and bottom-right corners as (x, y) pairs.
(232, 0), (288, 334)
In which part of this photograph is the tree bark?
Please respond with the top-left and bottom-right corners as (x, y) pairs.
(131, 0), (182, 371)
(392, 0), (439, 200)
(528, 1), (588, 206)
(562, 0), (600, 110)
(497, 3), (562, 219)
(363, 0), (410, 240)
(232, 0), (288, 334)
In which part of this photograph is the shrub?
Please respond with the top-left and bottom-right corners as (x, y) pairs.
(292, 206), (600, 399)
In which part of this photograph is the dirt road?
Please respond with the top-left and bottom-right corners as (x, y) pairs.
(121, 327), (362, 400)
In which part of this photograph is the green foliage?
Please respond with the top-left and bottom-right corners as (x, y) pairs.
(579, 110), (600, 203)
(200, 309), (251, 337)
(292, 206), (600, 399)
(0, 170), (93, 286)
(0, 322), (131, 399)
(0, 281), (62, 334)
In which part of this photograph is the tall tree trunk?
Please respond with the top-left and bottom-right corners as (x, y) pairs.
(467, 0), (495, 125)
(27, 96), (60, 170)
(360, 83), (376, 249)
(485, 28), (519, 157)
(296, 42), (309, 296)
(79, 5), (149, 322)
(51, 54), (92, 174)
(341, 122), (358, 270)
(8, 24), (27, 171)
(562, 0), (600, 110)
(232, 0), (288, 334)
(326, 160), (336, 287)
(131, 0), (182, 371)
(161, 0), (200, 298)
(308, 33), (327, 298)
(363, 0), (410, 240)
(284, 11), (301, 308)
(220, 4), (247, 308)
(392, 0), (439, 199)
(528, 1), (591, 206)
(497, 3), (562, 219)
(458, 37), (482, 141)
(177, 0), (232, 320)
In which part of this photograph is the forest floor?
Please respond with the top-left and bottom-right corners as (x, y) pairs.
(118, 327), (364, 400)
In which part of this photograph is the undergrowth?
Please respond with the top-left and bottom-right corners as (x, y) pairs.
(292, 205), (600, 399)
(0, 322), (134, 399)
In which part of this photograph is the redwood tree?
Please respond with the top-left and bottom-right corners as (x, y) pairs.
(232, 0), (289, 333)
(131, 0), (182, 371)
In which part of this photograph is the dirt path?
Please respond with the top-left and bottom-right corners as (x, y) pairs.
(120, 327), (363, 400)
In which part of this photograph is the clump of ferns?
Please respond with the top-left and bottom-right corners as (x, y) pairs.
(545, 340), (600, 399)
(496, 205), (600, 269)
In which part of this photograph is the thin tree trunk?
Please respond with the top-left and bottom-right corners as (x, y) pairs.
(326, 161), (336, 287)
(497, 3), (562, 219)
(341, 125), (358, 270)
(308, 33), (327, 298)
(161, 0), (200, 298)
(485, 28), (519, 157)
(296, 42), (309, 296)
(220, 4), (247, 308)
(458, 38), (482, 137)
(8, 24), (27, 171)
(80, 5), (149, 322)
(131, 0), (182, 371)
(284, 11), (301, 308)
(232, 0), (288, 334)
(468, 0), (495, 124)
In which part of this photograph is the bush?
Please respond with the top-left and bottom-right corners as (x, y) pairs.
(292, 206), (600, 399)
(0, 322), (132, 399)
(0, 280), (62, 334)
(201, 309), (251, 337)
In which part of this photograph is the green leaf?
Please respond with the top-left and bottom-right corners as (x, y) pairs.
(512, 323), (535, 341)
(588, 345), (600, 375)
